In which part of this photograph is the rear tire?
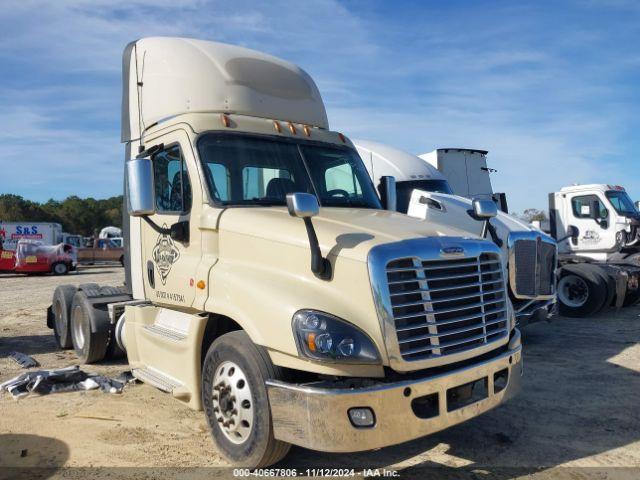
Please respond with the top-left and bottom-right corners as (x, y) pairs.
(52, 285), (77, 349)
(558, 265), (607, 317)
(70, 291), (109, 364)
(202, 331), (291, 468)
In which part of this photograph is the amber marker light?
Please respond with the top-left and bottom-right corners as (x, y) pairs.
(273, 120), (282, 133)
(306, 333), (317, 352)
(288, 122), (297, 135)
(338, 132), (346, 143)
(220, 114), (230, 127)
(197, 280), (206, 290)
(303, 125), (311, 137)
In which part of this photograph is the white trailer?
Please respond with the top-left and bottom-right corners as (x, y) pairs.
(419, 148), (494, 200)
(354, 139), (556, 326)
(0, 222), (63, 249)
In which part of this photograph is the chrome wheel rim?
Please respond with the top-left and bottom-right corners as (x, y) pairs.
(558, 274), (589, 308)
(54, 263), (66, 274)
(212, 361), (253, 444)
(72, 305), (85, 349)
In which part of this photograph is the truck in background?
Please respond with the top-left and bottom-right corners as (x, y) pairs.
(0, 222), (63, 249)
(419, 148), (509, 212)
(411, 146), (640, 315)
(548, 184), (640, 316)
(354, 139), (556, 326)
(77, 237), (125, 266)
(46, 37), (525, 468)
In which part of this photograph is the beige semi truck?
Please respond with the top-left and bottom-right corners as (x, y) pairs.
(46, 37), (527, 468)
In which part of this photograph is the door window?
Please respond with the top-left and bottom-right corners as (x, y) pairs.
(153, 145), (192, 213)
(571, 195), (607, 219)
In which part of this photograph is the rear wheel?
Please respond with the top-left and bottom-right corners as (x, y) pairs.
(52, 285), (77, 349)
(202, 331), (291, 468)
(70, 291), (110, 363)
(558, 266), (607, 317)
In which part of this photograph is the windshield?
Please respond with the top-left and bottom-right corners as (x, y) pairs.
(197, 133), (382, 209)
(395, 179), (453, 213)
(605, 190), (637, 216)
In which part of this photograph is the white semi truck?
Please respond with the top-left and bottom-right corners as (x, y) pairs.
(354, 140), (557, 326)
(548, 184), (640, 316)
(46, 37), (527, 468)
(412, 146), (640, 316)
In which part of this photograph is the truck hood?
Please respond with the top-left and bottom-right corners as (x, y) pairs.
(218, 206), (478, 262)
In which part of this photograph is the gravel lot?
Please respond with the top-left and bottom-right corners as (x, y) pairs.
(0, 267), (639, 478)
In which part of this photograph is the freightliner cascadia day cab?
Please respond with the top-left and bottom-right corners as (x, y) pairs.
(354, 140), (557, 326)
(547, 184), (640, 316)
(47, 37), (525, 468)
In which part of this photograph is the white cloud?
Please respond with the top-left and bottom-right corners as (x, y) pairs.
(0, 1), (637, 210)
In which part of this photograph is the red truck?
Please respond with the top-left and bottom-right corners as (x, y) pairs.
(0, 239), (76, 275)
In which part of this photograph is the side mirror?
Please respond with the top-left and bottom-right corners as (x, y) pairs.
(379, 176), (397, 211)
(286, 193), (330, 280)
(472, 198), (498, 219)
(590, 200), (602, 219)
(286, 192), (319, 218)
(126, 158), (155, 216)
(558, 225), (580, 244)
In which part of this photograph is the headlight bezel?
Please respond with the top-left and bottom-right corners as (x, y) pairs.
(292, 309), (381, 364)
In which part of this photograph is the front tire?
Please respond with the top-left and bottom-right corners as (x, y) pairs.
(52, 262), (69, 275)
(558, 266), (607, 317)
(202, 331), (291, 468)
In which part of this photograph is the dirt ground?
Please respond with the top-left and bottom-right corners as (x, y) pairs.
(0, 266), (639, 479)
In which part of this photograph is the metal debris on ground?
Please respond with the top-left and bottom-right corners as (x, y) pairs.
(8, 351), (39, 369)
(0, 366), (132, 399)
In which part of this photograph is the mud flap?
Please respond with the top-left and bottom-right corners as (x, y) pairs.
(614, 271), (628, 310)
(46, 305), (54, 329)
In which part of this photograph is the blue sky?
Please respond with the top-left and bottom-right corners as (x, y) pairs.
(0, 0), (638, 213)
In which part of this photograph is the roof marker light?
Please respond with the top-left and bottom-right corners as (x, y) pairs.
(288, 123), (297, 135)
(273, 121), (282, 133)
(303, 125), (311, 137)
(220, 114), (230, 128)
(338, 133), (346, 143)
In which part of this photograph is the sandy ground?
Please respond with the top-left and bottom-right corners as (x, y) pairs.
(0, 266), (639, 479)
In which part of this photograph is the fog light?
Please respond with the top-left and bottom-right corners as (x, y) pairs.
(348, 407), (375, 428)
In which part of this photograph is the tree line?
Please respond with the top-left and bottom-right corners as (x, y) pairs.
(0, 194), (123, 236)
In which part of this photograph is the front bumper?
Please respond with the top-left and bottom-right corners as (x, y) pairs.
(266, 330), (522, 452)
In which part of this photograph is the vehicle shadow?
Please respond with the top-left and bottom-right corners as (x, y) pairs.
(0, 335), (61, 357)
(0, 270), (116, 279)
(280, 308), (640, 477)
(0, 434), (69, 478)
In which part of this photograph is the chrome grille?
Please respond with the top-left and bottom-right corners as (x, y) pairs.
(509, 234), (557, 299)
(386, 253), (508, 361)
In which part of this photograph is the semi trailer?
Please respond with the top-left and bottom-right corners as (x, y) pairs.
(46, 37), (527, 468)
(354, 140), (557, 326)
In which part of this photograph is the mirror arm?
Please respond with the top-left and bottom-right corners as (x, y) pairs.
(142, 216), (171, 235)
(303, 217), (331, 280)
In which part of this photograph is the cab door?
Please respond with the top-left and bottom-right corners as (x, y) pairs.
(567, 193), (615, 252)
(141, 130), (201, 308)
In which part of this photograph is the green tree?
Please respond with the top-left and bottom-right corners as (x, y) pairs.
(0, 194), (123, 236)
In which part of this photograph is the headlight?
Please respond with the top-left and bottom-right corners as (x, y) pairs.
(292, 310), (380, 364)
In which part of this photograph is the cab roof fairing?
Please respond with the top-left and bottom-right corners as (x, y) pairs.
(353, 139), (448, 184)
(121, 37), (329, 144)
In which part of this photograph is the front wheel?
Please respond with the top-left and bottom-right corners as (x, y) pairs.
(202, 331), (291, 468)
(52, 262), (69, 275)
(558, 270), (606, 317)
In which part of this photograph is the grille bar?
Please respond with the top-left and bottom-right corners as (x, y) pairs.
(386, 252), (508, 362)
